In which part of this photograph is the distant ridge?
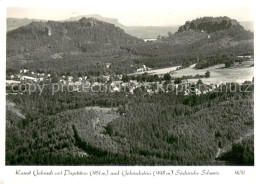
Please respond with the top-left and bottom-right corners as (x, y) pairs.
(7, 17), (46, 32)
(64, 14), (125, 28)
(7, 17), (143, 56)
(64, 15), (179, 39)
(6, 15), (254, 39)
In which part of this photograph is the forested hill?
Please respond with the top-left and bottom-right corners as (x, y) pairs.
(126, 17), (253, 68)
(7, 17), (143, 56)
(178, 16), (243, 33)
(6, 16), (254, 75)
(165, 16), (254, 42)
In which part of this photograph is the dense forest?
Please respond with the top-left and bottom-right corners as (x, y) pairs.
(177, 17), (242, 33)
(6, 82), (254, 165)
(218, 136), (254, 165)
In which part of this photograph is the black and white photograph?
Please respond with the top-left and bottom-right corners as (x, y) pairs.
(0, 0), (259, 183)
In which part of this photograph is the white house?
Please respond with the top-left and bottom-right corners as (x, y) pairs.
(6, 80), (21, 85)
(137, 65), (151, 72)
(112, 86), (120, 92)
(147, 89), (153, 94)
(59, 79), (66, 84)
(111, 81), (121, 86)
(21, 76), (37, 82)
(38, 73), (45, 76)
(195, 88), (201, 95)
(23, 69), (29, 73)
(68, 81), (75, 86)
(75, 81), (82, 85)
(68, 76), (73, 82)
(92, 82), (100, 86)
(137, 68), (144, 72)
(130, 80), (138, 84)
(105, 63), (111, 68)
(16, 74), (22, 79)
(129, 88), (134, 94)
(117, 75), (122, 80)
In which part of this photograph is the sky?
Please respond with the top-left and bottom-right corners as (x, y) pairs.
(5, 0), (254, 26)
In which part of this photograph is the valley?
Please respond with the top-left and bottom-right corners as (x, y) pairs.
(5, 15), (254, 166)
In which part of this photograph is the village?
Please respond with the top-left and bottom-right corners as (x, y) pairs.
(6, 66), (247, 96)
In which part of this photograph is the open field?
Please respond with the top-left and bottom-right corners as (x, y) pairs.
(130, 65), (181, 75)
(130, 60), (254, 84)
(173, 60), (254, 84)
(85, 106), (118, 113)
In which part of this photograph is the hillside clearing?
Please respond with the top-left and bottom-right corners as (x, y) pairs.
(173, 60), (254, 84)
